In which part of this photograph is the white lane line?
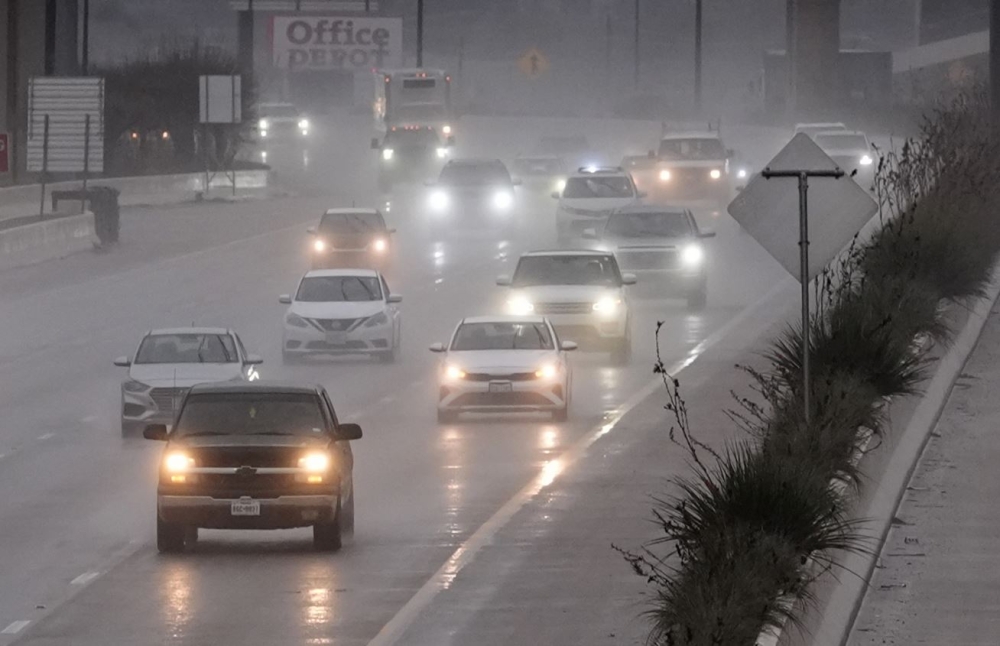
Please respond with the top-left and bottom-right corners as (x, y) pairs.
(380, 394), (396, 404)
(37, 433), (55, 441)
(70, 571), (100, 586)
(1, 621), (30, 635)
(367, 276), (794, 646)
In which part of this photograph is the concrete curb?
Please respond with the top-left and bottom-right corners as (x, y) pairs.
(0, 213), (96, 271)
(809, 264), (1000, 646)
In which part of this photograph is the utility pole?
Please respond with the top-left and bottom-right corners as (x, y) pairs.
(633, 0), (640, 90)
(238, 0), (255, 73)
(694, 0), (703, 112)
(81, 0), (90, 74)
(992, 0), (1000, 129)
(417, 0), (425, 67)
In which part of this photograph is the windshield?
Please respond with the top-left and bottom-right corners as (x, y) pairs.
(512, 158), (564, 176)
(173, 393), (326, 438)
(134, 333), (238, 365)
(562, 176), (633, 199)
(393, 104), (447, 121)
(451, 322), (554, 351)
(319, 212), (385, 234)
(260, 104), (299, 118)
(439, 163), (511, 186)
(815, 134), (869, 150)
(658, 138), (726, 160)
(384, 129), (441, 148)
(296, 275), (382, 302)
(512, 255), (621, 287)
(606, 211), (693, 238)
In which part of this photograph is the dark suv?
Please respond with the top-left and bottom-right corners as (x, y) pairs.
(143, 382), (362, 553)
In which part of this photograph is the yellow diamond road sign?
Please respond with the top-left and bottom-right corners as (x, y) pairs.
(518, 48), (549, 78)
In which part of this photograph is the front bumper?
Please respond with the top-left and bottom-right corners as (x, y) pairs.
(438, 378), (567, 413)
(283, 322), (393, 357)
(158, 494), (337, 530)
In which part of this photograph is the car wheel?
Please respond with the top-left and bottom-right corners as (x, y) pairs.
(437, 409), (458, 424)
(687, 283), (708, 311)
(342, 489), (355, 537)
(157, 515), (186, 554)
(552, 404), (569, 422)
(313, 500), (343, 552)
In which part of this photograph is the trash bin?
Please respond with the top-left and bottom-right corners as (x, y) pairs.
(92, 187), (120, 244)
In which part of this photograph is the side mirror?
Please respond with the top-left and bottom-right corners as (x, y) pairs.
(337, 422), (363, 441)
(581, 228), (598, 240)
(495, 274), (512, 286)
(143, 424), (168, 441)
(245, 354), (264, 365)
(306, 226), (317, 235)
(560, 341), (578, 352)
(622, 273), (638, 286)
(429, 342), (446, 353)
(113, 355), (131, 367)
(550, 191), (561, 199)
(370, 138), (380, 150)
(278, 294), (292, 304)
(698, 231), (717, 239)
(387, 294), (403, 304)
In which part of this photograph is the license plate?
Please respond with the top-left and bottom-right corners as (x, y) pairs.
(231, 498), (260, 516)
(325, 331), (347, 345)
(489, 382), (513, 394)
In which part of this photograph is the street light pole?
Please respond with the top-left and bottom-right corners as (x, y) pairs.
(694, 0), (703, 112)
(633, 0), (640, 90)
(417, 0), (425, 67)
(81, 0), (90, 74)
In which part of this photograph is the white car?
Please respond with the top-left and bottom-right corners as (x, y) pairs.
(497, 250), (636, 364)
(113, 328), (263, 436)
(553, 167), (643, 243)
(279, 269), (402, 364)
(257, 102), (310, 139)
(794, 121), (848, 139)
(812, 130), (875, 187)
(430, 316), (577, 423)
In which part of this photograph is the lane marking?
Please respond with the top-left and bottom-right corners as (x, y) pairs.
(1, 621), (29, 635)
(368, 276), (794, 646)
(37, 433), (55, 441)
(70, 571), (100, 586)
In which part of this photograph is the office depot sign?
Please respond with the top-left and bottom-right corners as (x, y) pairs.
(271, 16), (403, 71)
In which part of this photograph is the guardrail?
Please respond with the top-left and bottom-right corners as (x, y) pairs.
(0, 169), (270, 224)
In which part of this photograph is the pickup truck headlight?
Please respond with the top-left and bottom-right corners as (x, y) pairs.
(659, 169), (672, 181)
(298, 452), (330, 473)
(313, 239), (326, 252)
(164, 452), (195, 473)
(681, 243), (704, 267)
(709, 169), (722, 180)
(382, 148), (395, 161)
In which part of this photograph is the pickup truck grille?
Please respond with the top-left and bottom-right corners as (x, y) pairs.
(534, 302), (593, 315)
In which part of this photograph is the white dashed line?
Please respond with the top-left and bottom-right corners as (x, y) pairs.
(71, 571), (100, 586)
(37, 433), (55, 441)
(379, 394), (396, 404)
(1, 620), (30, 635)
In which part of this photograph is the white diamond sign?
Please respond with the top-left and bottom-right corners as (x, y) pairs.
(728, 133), (878, 282)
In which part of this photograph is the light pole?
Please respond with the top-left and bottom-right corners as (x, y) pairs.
(694, 0), (703, 112)
(633, 0), (640, 90)
(81, 0), (90, 74)
(417, 0), (425, 67)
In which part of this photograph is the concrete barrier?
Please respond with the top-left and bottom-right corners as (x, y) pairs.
(0, 170), (271, 224)
(0, 213), (96, 271)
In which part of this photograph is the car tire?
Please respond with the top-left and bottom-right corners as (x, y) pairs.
(313, 500), (343, 552)
(157, 515), (186, 554)
(552, 404), (569, 422)
(342, 490), (355, 537)
(687, 283), (708, 311)
(437, 409), (458, 424)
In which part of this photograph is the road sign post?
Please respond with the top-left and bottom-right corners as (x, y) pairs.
(0, 133), (9, 174)
(760, 168), (844, 423)
(729, 133), (876, 426)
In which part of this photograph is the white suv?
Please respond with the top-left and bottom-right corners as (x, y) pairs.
(497, 250), (636, 364)
(553, 167), (643, 243)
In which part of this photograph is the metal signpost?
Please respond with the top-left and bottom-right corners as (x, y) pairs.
(728, 133), (877, 424)
(199, 75), (243, 197)
(27, 77), (105, 216)
(0, 133), (9, 174)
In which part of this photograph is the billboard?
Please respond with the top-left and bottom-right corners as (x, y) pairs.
(271, 16), (403, 71)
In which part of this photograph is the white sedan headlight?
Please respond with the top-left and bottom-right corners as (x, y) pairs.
(122, 379), (149, 393)
(429, 190), (450, 211)
(592, 297), (620, 314)
(659, 169), (672, 181)
(860, 154), (873, 166)
(285, 312), (309, 328)
(535, 364), (559, 380)
(709, 169), (722, 180)
(382, 148), (395, 161)
(372, 238), (388, 253)
(492, 190), (513, 210)
(444, 364), (466, 381)
(313, 239), (326, 252)
(681, 243), (705, 267)
(506, 296), (534, 316)
(555, 178), (566, 192)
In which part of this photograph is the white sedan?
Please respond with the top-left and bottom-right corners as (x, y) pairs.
(430, 316), (577, 423)
(280, 269), (402, 364)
